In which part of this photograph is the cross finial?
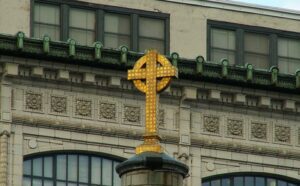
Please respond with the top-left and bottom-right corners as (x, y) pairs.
(128, 50), (178, 154)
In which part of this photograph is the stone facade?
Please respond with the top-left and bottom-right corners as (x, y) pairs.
(0, 0), (300, 186)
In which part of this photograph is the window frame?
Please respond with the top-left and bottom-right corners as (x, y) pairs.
(30, 0), (170, 54)
(23, 152), (125, 186)
(202, 173), (300, 186)
(207, 20), (300, 71)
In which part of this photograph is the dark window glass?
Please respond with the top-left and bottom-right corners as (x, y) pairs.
(245, 176), (255, 186)
(222, 178), (230, 186)
(104, 13), (131, 49)
(23, 153), (121, 186)
(33, 2), (168, 53)
(202, 175), (298, 186)
(234, 177), (244, 186)
(34, 3), (60, 40)
(139, 17), (165, 54)
(69, 8), (96, 46)
(210, 28), (236, 65)
(278, 38), (300, 74)
(244, 33), (269, 69)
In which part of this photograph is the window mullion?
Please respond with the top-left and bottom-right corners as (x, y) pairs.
(30, 0), (35, 37)
(96, 9), (104, 43)
(61, 4), (69, 41)
(236, 28), (244, 66)
(165, 18), (170, 55)
(132, 13), (138, 51)
(270, 34), (278, 67)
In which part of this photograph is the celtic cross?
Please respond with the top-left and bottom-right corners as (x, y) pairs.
(128, 50), (177, 154)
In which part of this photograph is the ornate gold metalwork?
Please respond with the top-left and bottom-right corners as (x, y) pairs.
(128, 50), (177, 154)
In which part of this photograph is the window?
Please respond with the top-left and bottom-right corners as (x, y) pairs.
(244, 32), (269, 69)
(69, 8), (96, 46)
(208, 21), (300, 74)
(32, 1), (169, 54)
(23, 153), (122, 186)
(139, 17), (166, 53)
(202, 175), (299, 186)
(33, 3), (60, 40)
(210, 28), (236, 65)
(104, 13), (131, 49)
(278, 38), (300, 74)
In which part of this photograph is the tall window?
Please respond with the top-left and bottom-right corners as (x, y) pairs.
(69, 8), (96, 46)
(104, 13), (131, 49)
(278, 38), (300, 74)
(139, 17), (165, 54)
(33, 3), (60, 40)
(23, 153), (122, 186)
(208, 21), (300, 74)
(202, 175), (299, 186)
(210, 28), (236, 65)
(32, 1), (169, 54)
(244, 32), (269, 69)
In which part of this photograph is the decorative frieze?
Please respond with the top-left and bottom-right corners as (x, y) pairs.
(124, 106), (140, 123)
(51, 96), (67, 114)
(203, 116), (219, 134)
(275, 125), (291, 143)
(251, 122), (267, 140)
(227, 119), (243, 137)
(75, 99), (92, 117)
(25, 92), (42, 111)
(99, 102), (116, 120)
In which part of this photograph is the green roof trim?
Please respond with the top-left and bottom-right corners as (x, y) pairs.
(0, 32), (299, 93)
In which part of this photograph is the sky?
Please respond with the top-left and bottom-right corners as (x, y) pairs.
(231, 0), (300, 11)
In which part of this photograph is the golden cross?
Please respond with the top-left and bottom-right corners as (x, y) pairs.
(128, 50), (177, 154)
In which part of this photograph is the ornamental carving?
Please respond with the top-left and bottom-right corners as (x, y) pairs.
(25, 92), (42, 111)
(251, 123), (267, 140)
(51, 96), (67, 113)
(203, 116), (219, 133)
(227, 119), (243, 136)
(158, 109), (165, 128)
(75, 99), (92, 117)
(99, 102), (116, 120)
(275, 125), (290, 143)
(124, 106), (140, 123)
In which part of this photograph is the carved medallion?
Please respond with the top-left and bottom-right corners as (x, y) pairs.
(203, 116), (219, 133)
(275, 125), (290, 143)
(51, 96), (67, 113)
(25, 92), (42, 111)
(158, 109), (165, 128)
(251, 123), (267, 140)
(75, 99), (92, 117)
(124, 106), (140, 123)
(227, 119), (243, 136)
(99, 102), (116, 120)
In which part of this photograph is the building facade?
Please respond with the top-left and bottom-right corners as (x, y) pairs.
(0, 0), (300, 185)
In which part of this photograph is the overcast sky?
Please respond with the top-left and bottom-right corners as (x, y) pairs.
(231, 0), (300, 11)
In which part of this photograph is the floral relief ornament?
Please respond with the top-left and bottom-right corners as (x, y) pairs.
(99, 102), (116, 120)
(227, 119), (243, 136)
(25, 92), (42, 111)
(251, 123), (267, 140)
(51, 96), (67, 113)
(75, 99), (92, 117)
(124, 106), (140, 123)
(203, 116), (219, 133)
(275, 125), (290, 143)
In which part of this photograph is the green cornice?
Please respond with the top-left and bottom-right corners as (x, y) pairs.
(0, 32), (299, 93)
